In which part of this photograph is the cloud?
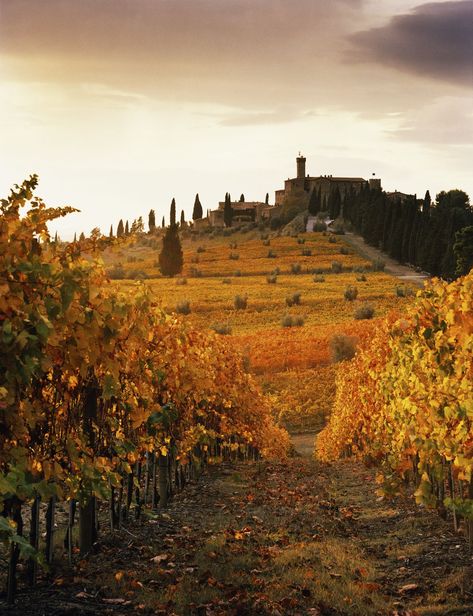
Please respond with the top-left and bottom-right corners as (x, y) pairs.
(218, 107), (317, 127)
(387, 95), (473, 144)
(351, 1), (473, 87)
(0, 0), (363, 94)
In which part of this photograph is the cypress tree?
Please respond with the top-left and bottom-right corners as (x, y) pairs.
(180, 210), (185, 226)
(454, 226), (473, 277)
(148, 209), (156, 232)
(265, 193), (269, 205)
(117, 219), (124, 237)
(79, 232), (85, 241)
(308, 188), (319, 216)
(328, 186), (341, 219)
(73, 232), (77, 243)
(162, 216), (165, 228)
(158, 224), (183, 277)
(131, 217), (144, 234)
(224, 193), (233, 227)
(125, 220), (129, 235)
(239, 194), (245, 202)
(192, 194), (203, 220)
(170, 198), (176, 227)
(54, 231), (58, 243)
(423, 190), (431, 216)
(109, 225), (113, 238)
(333, 186), (341, 219)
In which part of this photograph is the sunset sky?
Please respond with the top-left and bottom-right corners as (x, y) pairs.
(1, 0), (472, 238)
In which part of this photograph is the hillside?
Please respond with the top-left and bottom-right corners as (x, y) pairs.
(102, 227), (415, 433)
(2, 191), (472, 616)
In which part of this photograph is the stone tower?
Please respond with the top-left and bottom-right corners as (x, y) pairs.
(296, 154), (306, 179)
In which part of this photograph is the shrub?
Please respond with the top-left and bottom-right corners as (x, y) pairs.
(354, 303), (375, 320)
(107, 264), (126, 280)
(371, 258), (386, 272)
(330, 334), (357, 363)
(297, 238), (305, 244)
(312, 267), (324, 275)
(223, 229), (232, 237)
(282, 314), (304, 328)
(229, 242), (238, 249)
(272, 267), (281, 275)
(395, 285), (414, 297)
(353, 266), (366, 273)
(340, 246), (349, 255)
(290, 263), (302, 275)
(344, 285), (358, 301)
(176, 300), (191, 314)
(211, 324), (232, 335)
(313, 275), (325, 283)
(267, 273), (278, 284)
(234, 270), (242, 277)
(267, 249), (277, 258)
(301, 248), (312, 256)
(332, 222), (345, 235)
(356, 274), (367, 282)
(222, 278), (232, 284)
(328, 235), (337, 244)
(197, 246), (206, 253)
(285, 292), (301, 307)
(176, 277), (188, 285)
(260, 233), (269, 240)
(129, 269), (148, 280)
(229, 253), (240, 260)
(331, 261), (343, 273)
(234, 294), (248, 310)
(262, 239), (271, 246)
(313, 221), (327, 232)
(190, 267), (203, 278)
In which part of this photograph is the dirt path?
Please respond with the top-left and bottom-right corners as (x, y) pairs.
(3, 450), (472, 616)
(342, 233), (429, 288)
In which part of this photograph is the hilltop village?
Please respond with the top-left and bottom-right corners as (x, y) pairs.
(192, 155), (417, 231)
(195, 155), (390, 229)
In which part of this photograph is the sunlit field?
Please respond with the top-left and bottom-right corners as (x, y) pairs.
(105, 229), (415, 431)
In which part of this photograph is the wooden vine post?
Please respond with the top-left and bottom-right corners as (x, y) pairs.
(158, 452), (169, 508)
(6, 498), (23, 605)
(79, 377), (99, 556)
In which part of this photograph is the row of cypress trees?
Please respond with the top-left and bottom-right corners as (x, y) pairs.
(315, 183), (473, 279)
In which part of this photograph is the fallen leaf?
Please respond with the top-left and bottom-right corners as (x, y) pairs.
(102, 597), (132, 605)
(399, 583), (419, 594)
(151, 554), (169, 564)
(75, 591), (94, 599)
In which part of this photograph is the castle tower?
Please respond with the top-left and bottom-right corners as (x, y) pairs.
(296, 154), (306, 179)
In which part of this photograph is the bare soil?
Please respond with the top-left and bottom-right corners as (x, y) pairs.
(1, 437), (472, 616)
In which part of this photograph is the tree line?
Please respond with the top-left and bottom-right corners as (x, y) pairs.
(309, 183), (473, 279)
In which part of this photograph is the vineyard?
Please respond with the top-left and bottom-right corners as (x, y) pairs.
(0, 178), (288, 604)
(2, 179), (473, 615)
(316, 271), (473, 544)
(103, 228), (413, 433)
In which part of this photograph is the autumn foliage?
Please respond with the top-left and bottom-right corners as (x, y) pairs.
(316, 274), (473, 522)
(0, 177), (288, 557)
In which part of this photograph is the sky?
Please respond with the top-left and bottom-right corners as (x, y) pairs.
(0, 0), (472, 238)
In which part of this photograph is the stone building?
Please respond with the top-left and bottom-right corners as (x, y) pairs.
(275, 155), (381, 207)
(208, 200), (275, 227)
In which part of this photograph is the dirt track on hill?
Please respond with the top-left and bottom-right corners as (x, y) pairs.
(342, 233), (429, 289)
